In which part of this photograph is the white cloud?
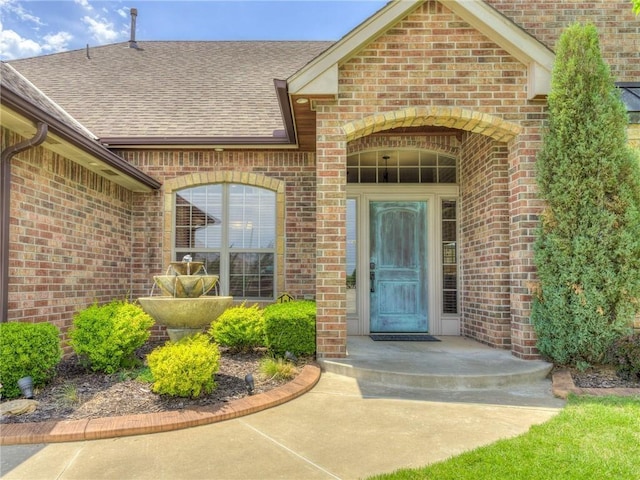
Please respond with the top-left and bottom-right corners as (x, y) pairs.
(43, 31), (74, 52)
(74, 0), (92, 11)
(0, 0), (44, 26)
(0, 17), (74, 60)
(0, 23), (42, 59)
(81, 15), (122, 44)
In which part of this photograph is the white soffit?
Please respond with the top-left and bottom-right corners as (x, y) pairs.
(288, 0), (554, 100)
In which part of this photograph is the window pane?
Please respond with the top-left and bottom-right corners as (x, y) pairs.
(443, 265), (457, 289)
(442, 201), (457, 219)
(229, 253), (274, 298)
(439, 167), (457, 183)
(441, 199), (458, 314)
(347, 199), (357, 314)
(443, 291), (458, 314)
(443, 243), (457, 264)
(176, 185), (223, 249)
(442, 221), (457, 241)
(346, 149), (457, 185)
(228, 185), (275, 249)
(360, 168), (376, 183)
(399, 168), (419, 183)
(379, 167), (397, 183)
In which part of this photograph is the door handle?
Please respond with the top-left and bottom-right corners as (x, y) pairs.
(370, 271), (375, 292)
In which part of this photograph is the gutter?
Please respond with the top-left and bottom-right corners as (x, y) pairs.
(0, 122), (48, 323)
(1, 88), (161, 190)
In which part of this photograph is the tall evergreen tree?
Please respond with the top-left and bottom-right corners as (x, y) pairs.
(532, 23), (640, 366)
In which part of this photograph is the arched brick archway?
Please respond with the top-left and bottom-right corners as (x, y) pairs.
(342, 107), (521, 143)
(315, 107), (534, 359)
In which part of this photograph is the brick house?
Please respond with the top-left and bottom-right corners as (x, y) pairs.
(1, 0), (638, 359)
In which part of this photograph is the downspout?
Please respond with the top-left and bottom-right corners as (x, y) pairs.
(0, 122), (48, 323)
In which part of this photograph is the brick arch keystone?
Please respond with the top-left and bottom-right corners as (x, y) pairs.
(342, 107), (522, 143)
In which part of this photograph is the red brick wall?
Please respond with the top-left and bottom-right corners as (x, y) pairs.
(486, 0), (640, 82)
(5, 129), (133, 346)
(339, 1), (529, 118)
(459, 133), (511, 348)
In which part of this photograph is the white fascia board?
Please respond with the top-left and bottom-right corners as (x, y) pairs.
(294, 64), (339, 96)
(443, 0), (555, 99)
(288, 0), (423, 95)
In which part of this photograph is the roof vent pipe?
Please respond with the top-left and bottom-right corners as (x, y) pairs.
(129, 8), (138, 49)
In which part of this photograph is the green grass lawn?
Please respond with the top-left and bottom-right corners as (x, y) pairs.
(369, 396), (640, 480)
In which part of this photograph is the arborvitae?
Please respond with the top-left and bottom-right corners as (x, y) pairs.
(532, 23), (640, 366)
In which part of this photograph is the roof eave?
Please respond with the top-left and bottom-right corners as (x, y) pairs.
(1, 88), (161, 191)
(101, 78), (299, 150)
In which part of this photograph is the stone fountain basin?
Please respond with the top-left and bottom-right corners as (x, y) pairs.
(154, 275), (218, 298)
(138, 296), (233, 329)
(169, 261), (204, 276)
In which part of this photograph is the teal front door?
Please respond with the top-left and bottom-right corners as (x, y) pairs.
(370, 201), (428, 333)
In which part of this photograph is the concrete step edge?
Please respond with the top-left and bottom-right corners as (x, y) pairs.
(319, 360), (552, 390)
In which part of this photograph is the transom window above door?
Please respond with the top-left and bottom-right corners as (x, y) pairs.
(173, 183), (276, 300)
(347, 149), (457, 184)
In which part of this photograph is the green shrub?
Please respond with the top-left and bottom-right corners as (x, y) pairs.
(607, 333), (640, 381)
(69, 300), (154, 374)
(209, 303), (265, 351)
(0, 322), (62, 399)
(263, 300), (316, 356)
(147, 334), (220, 398)
(532, 23), (640, 365)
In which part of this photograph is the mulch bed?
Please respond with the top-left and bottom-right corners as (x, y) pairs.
(570, 365), (640, 389)
(1, 342), (303, 425)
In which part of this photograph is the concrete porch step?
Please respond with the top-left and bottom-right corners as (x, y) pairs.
(318, 336), (554, 391)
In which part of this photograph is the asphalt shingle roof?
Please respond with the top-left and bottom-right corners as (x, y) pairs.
(9, 41), (332, 139)
(1, 61), (97, 141)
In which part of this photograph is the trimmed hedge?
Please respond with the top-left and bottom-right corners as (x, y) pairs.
(0, 322), (62, 399)
(209, 303), (265, 351)
(263, 300), (316, 356)
(69, 300), (154, 374)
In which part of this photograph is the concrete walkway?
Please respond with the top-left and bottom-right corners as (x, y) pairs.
(1, 337), (565, 479)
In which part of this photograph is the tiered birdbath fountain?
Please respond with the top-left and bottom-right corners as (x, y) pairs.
(138, 257), (233, 341)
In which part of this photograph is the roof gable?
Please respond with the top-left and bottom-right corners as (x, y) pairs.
(288, 0), (554, 100)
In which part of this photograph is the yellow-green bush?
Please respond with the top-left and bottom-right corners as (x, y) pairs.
(209, 303), (265, 351)
(147, 334), (220, 398)
(69, 300), (154, 374)
(0, 322), (62, 399)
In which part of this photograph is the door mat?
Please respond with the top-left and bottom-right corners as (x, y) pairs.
(369, 335), (440, 342)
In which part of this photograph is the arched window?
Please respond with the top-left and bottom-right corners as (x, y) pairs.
(347, 149), (457, 184)
(173, 183), (276, 300)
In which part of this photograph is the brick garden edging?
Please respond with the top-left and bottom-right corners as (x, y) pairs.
(552, 370), (640, 399)
(0, 364), (321, 446)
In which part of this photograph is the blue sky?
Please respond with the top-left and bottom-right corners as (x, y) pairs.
(0, 0), (388, 60)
